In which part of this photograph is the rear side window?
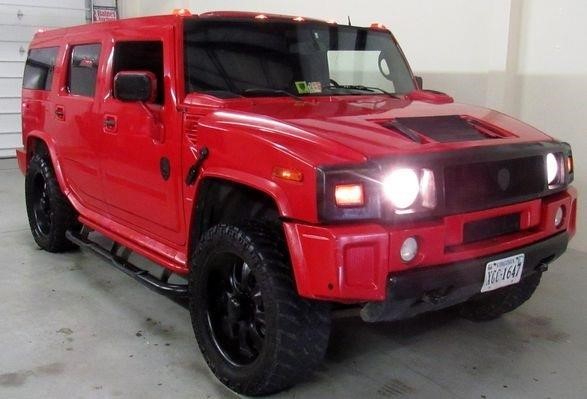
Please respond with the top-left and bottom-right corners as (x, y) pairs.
(69, 44), (101, 97)
(113, 41), (164, 104)
(23, 47), (59, 90)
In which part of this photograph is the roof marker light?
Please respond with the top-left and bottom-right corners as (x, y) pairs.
(172, 8), (191, 16)
(370, 22), (387, 30)
(255, 14), (268, 20)
(293, 16), (305, 22)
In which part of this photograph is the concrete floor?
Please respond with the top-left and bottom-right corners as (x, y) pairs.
(1, 157), (586, 399)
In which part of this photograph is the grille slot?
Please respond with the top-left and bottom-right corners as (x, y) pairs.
(394, 115), (491, 143)
(463, 213), (521, 244)
(444, 156), (546, 213)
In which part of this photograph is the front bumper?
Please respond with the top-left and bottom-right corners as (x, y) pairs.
(361, 232), (568, 322)
(284, 188), (577, 302)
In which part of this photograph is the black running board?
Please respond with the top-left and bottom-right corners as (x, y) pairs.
(66, 227), (189, 304)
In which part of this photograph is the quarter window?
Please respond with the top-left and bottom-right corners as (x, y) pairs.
(23, 47), (59, 90)
(69, 44), (101, 97)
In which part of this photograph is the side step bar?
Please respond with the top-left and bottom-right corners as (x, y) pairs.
(66, 227), (189, 302)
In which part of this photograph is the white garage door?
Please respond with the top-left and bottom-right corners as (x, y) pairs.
(0, 1), (86, 158)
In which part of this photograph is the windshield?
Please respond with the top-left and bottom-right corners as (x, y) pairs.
(183, 19), (416, 98)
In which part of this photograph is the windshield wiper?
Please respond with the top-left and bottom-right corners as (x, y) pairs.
(324, 84), (401, 99)
(242, 88), (303, 101)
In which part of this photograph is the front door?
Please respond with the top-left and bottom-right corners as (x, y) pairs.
(97, 28), (185, 246)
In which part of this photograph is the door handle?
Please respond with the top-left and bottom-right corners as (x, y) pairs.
(103, 115), (117, 133)
(55, 105), (65, 121)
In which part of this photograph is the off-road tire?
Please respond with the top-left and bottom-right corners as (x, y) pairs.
(460, 272), (542, 321)
(25, 152), (78, 252)
(189, 222), (331, 396)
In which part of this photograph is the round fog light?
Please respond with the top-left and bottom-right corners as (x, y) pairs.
(400, 237), (419, 263)
(554, 206), (564, 228)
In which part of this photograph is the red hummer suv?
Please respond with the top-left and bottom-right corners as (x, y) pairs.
(18, 10), (576, 396)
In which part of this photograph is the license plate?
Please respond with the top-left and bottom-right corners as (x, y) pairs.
(481, 254), (525, 293)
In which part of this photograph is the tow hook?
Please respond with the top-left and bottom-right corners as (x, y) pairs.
(421, 287), (453, 305)
(536, 262), (549, 272)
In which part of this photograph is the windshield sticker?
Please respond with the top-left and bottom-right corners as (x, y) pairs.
(295, 81), (309, 94)
(295, 81), (322, 94)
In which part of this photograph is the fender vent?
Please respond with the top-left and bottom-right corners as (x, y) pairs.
(184, 114), (201, 146)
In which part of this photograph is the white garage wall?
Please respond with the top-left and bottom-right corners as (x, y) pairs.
(515, 0), (587, 250)
(121, 0), (586, 250)
(0, 0), (87, 158)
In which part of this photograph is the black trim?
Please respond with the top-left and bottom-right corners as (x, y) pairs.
(463, 213), (521, 244)
(317, 141), (573, 223)
(185, 147), (209, 186)
(66, 228), (189, 306)
(160, 157), (171, 181)
(360, 232), (569, 322)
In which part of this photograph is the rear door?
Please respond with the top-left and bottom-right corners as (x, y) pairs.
(97, 26), (186, 246)
(54, 38), (107, 211)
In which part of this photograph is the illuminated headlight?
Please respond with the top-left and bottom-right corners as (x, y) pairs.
(383, 169), (419, 209)
(546, 153), (559, 184)
(383, 168), (436, 211)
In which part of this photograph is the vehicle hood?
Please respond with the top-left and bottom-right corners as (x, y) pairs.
(194, 96), (554, 165)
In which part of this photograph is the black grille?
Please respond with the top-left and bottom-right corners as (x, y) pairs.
(463, 213), (521, 244)
(444, 156), (546, 213)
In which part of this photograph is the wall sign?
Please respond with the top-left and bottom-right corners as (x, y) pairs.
(92, 6), (118, 22)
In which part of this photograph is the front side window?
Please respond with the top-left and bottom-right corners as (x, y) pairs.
(69, 43), (101, 97)
(183, 19), (415, 98)
(23, 47), (59, 90)
(113, 41), (164, 104)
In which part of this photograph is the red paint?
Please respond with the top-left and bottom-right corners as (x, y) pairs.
(19, 12), (576, 302)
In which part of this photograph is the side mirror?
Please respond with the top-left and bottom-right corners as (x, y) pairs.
(113, 71), (157, 102)
(415, 76), (423, 90)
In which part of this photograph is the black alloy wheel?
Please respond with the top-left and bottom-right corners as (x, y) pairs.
(189, 222), (331, 396)
(25, 152), (78, 252)
(207, 254), (265, 366)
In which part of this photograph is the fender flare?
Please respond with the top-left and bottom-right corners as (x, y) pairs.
(197, 166), (294, 217)
(25, 131), (71, 199)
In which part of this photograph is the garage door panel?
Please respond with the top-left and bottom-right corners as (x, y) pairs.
(0, 42), (28, 62)
(0, 113), (21, 134)
(0, 25), (40, 40)
(0, 0), (85, 156)
(0, 5), (85, 27)
(0, 1), (84, 9)
(0, 98), (21, 113)
(0, 62), (25, 78)
(0, 78), (21, 97)
(0, 148), (16, 157)
(0, 133), (22, 151)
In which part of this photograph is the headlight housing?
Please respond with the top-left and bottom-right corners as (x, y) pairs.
(317, 165), (438, 222)
(317, 142), (573, 223)
(382, 168), (436, 212)
(546, 152), (565, 188)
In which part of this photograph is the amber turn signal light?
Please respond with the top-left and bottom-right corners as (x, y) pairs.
(273, 167), (303, 182)
(567, 155), (574, 174)
(335, 184), (365, 207)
